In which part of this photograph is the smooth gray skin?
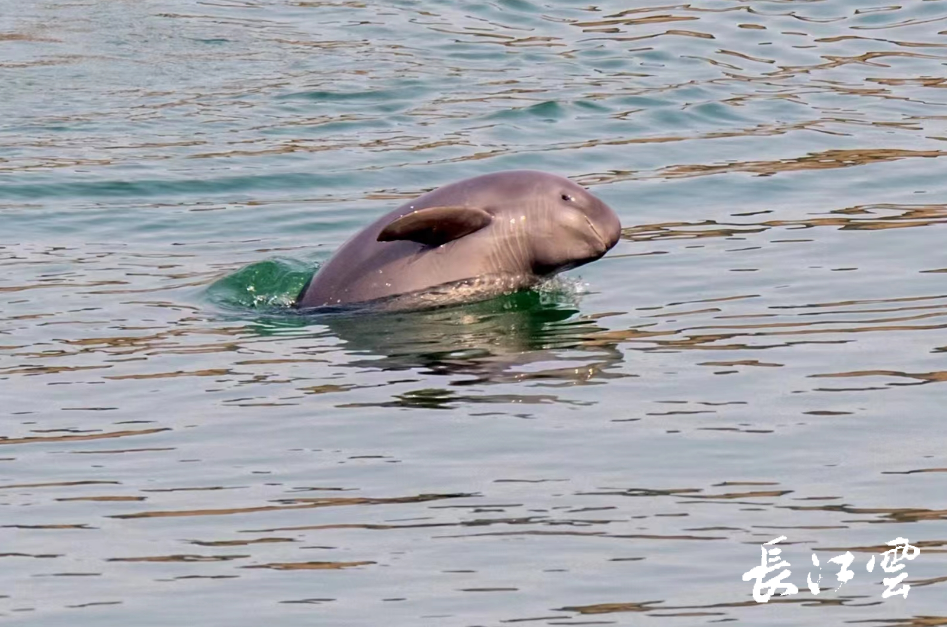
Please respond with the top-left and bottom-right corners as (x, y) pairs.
(295, 170), (622, 309)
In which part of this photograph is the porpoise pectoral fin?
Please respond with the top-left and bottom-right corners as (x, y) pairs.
(377, 206), (493, 247)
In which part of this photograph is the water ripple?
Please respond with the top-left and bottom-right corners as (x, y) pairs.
(3, 0), (947, 624)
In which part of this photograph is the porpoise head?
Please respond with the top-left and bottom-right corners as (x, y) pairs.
(514, 172), (622, 276)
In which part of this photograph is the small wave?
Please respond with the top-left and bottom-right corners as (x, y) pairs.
(205, 257), (316, 312)
(208, 259), (587, 317)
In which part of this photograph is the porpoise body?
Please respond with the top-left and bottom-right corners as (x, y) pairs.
(295, 170), (621, 309)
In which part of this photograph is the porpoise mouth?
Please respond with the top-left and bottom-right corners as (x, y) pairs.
(584, 218), (610, 257)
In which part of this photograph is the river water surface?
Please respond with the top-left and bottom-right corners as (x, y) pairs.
(2, 1), (947, 625)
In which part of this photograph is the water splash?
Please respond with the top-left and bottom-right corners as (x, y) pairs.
(205, 257), (316, 311)
(207, 254), (590, 316)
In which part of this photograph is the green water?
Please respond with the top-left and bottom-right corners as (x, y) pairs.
(207, 258), (315, 310)
(2, 1), (947, 625)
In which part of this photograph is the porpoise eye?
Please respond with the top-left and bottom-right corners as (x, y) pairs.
(561, 193), (574, 202)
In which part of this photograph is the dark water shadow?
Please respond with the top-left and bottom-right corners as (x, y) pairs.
(239, 287), (627, 390)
